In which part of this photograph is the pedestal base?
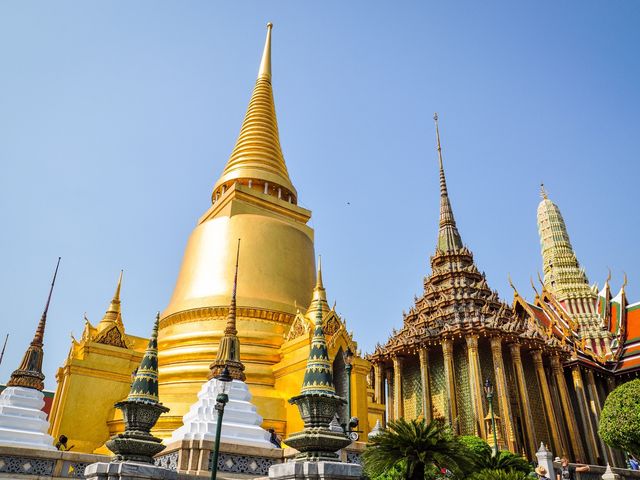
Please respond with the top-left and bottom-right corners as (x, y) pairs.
(85, 461), (177, 480)
(170, 379), (274, 449)
(268, 461), (362, 480)
(0, 386), (55, 450)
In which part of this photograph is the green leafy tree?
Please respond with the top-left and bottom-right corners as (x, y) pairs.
(599, 379), (640, 457)
(363, 418), (475, 480)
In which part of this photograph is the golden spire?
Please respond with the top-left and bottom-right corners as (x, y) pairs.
(108, 270), (123, 314)
(258, 22), (273, 81)
(212, 22), (297, 203)
(433, 113), (463, 252)
(540, 183), (548, 200)
(308, 256), (329, 316)
(7, 257), (61, 391)
(224, 239), (241, 336)
(97, 271), (124, 331)
(210, 238), (246, 381)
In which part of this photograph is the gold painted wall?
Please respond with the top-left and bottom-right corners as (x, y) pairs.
(401, 359), (422, 420)
(49, 340), (145, 453)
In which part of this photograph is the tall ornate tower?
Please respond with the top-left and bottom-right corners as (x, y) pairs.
(537, 185), (610, 350)
(157, 24), (316, 435)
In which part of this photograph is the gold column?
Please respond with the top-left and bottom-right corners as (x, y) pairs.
(374, 362), (383, 404)
(385, 367), (394, 422)
(572, 365), (600, 463)
(466, 335), (486, 438)
(393, 356), (404, 420)
(586, 369), (616, 464)
(490, 337), (516, 452)
(510, 343), (537, 457)
(442, 338), (457, 431)
(419, 347), (432, 422)
(551, 356), (585, 461)
(531, 350), (564, 455)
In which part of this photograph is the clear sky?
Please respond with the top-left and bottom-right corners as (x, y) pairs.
(1, 2), (638, 390)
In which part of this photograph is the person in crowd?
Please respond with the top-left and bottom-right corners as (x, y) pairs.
(628, 454), (639, 470)
(268, 428), (281, 448)
(556, 457), (589, 480)
(55, 434), (74, 451)
(535, 465), (551, 480)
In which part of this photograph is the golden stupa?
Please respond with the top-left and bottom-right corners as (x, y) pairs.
(47, 24), (381, 452)
(156, 23), (371, 437)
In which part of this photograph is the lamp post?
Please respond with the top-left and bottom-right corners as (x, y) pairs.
(211, 366), (232, 480)
(484, 378), (498, 457)
(343, 347), (354, 421)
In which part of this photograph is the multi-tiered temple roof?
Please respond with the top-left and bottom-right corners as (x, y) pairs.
(371, 116), (559, 360)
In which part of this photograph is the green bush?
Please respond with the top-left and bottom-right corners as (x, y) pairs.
(599, 379), (640, 457)
(466, 469), (529, 480)
(363, 418), (475, 480)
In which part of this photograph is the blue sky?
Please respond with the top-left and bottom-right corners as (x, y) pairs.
(1, 2), (638, 389)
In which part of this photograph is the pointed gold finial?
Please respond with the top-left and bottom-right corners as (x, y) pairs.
(107, 270), (123, 314)
(224, 239), (241, 336)
(209, 238), (245, 381)
(433, 112), (463, 252)
(258, 22), (273, 81)
(7, 257), (61, 391)
(540, 183), (548, 199)
(507, 273), (517, 292)
(434, 113), (446, 195)
(316, 255), (324, 289)
(114, 270), (123, 302)
(530, 276), (540, 297)
(605, 267), (612, 286)
(622, 272), (628, 291)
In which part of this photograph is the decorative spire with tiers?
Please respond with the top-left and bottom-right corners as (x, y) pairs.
(106, 314), (169, 463)
(537, 184), (594, 302)
(434, 113), (463, 253)
(212, 22), (297, 204)
(285, 302), (349, 461)
(306, 256), (330, 318)
(209, 239), (246, 381)
(97, 270), (123, 331)
(8, 257), (61, 391)
(301, 305), (335, 395)
(372, 116), (514, 355)
(127, 314), (161, 404)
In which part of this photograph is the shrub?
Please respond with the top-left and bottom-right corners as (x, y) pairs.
(599, 379), (640, 457)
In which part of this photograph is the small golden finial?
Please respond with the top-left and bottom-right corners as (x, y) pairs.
(622, 272), (628, 291)
(507, 274), (517, 292)
(605, 267), (612, 286)
(316, 255), (324, 289)
(530, 276), (540, 297)
(540, 183), (548, 200)
(258, 22), (273, 81)
(537, 271), (544, 287)
(114, 270), (123, 301)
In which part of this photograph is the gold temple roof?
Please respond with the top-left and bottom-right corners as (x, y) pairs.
(212, 23), (297, 202)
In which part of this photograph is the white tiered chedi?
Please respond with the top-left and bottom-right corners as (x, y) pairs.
(0, 258), (60, 451)
(169, 378), (274, 448)
(0, 386), (56, 450)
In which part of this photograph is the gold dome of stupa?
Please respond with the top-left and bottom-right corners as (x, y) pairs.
(157, 23), (316, 436)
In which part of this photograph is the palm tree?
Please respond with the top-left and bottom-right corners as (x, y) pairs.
(363, 418), (474, 480)
(466, 469), (530, 480)
(473, 450), (531, 474)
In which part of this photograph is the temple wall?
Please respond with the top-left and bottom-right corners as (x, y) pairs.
(401, 359), (422, 420)
(429, 348), (446, 420)
(524, 355), (550, 446)
(453, 345), (473, 435)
